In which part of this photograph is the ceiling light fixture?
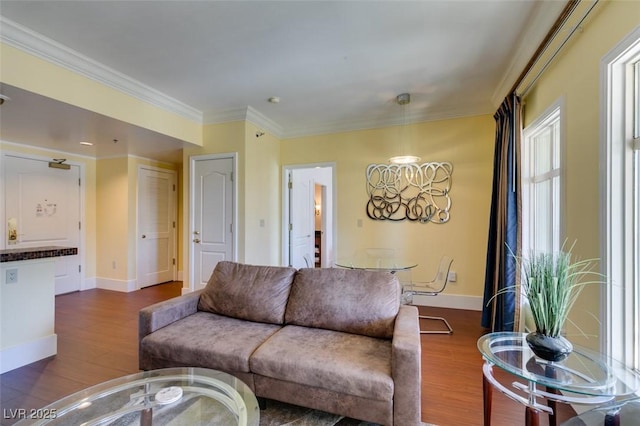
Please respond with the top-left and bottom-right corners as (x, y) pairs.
(389, 93), (421, 165)
(389, 154), (422, 164)
(0, 94), (10, 105)
(79, 141), (93, 146)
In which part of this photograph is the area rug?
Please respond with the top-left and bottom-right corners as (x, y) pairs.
(258, 400), (437, 426)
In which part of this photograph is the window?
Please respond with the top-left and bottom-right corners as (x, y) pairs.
(520, 101), (564, 333)
(632, 59), (640, 372)
(601, 28), (640, 371)
(522, 101), (563, 256)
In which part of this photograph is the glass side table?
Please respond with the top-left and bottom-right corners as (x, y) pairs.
(560, 398), (640, 425)
(478, 332), (640, 426)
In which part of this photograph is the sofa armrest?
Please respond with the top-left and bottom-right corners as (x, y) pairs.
(391, 304), (422, 426)
(138, 290), (203, 340)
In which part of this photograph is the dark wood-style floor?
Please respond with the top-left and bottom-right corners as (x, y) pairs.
(0, 282), (576, 425)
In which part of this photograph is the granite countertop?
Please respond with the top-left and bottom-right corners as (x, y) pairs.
(0, 246), (78, 263)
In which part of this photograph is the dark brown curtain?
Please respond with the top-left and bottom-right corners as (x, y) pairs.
(481, 93), (522, 332)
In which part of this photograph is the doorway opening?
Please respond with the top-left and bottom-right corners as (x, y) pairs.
(282, 163), (336, 269)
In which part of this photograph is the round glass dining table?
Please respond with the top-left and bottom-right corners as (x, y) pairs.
(334, 256), (417, 272)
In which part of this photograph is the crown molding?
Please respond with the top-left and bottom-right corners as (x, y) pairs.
(0, 16), (203, 123)
(203, 107), (248, 124)
(491, 0), (568, 107)
(1, 15), (497, 141)
(0, 139), (95, 161)
(245, 106), (284, 138)
(281, 105), (491, 139)
(204, 104), (489, 140)
(204, 106), (284, 138)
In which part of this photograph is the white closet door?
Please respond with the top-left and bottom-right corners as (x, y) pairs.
(137, 167), (176, 288)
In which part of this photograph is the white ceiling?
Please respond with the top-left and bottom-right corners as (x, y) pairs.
(0, 0), (567, 164)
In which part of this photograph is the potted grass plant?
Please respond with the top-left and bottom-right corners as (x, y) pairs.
(497, 245), (603, 362)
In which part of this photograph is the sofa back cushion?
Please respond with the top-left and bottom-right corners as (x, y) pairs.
(285, 268), (400, 339)
(198, 261), (296, 325)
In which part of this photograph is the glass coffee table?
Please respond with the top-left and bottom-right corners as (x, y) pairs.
(15, 367), (259, 426)
(478, 332), (640, 426)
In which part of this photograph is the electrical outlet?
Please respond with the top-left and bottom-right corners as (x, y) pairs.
(6, 268), (18, 284)
(448, 271), (457, 282)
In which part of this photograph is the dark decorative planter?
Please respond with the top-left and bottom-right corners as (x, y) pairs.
(526, 332), (573, 362)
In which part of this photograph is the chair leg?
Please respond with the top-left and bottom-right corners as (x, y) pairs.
(418, 315), (453, 334)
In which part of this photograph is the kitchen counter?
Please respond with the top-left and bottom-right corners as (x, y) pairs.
(0, 246), (77, 262)
(0, 246), (77, 373)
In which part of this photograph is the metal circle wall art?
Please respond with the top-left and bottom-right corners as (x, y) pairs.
(366, 162), (453, 223)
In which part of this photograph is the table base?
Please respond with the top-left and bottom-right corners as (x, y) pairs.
(482, 362), (614, 426)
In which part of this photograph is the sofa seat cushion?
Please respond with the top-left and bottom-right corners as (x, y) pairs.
(285, 268), (400, 338)
(140, 311), (282, 372)
(250, 325), (393, 400)
(198, 261), (297, 324)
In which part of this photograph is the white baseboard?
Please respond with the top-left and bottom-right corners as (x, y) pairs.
(0, 334), (57, 374)
(82, 276), (97, 290)
(96, 277), (137, 292)
(412, 294), (483, 311)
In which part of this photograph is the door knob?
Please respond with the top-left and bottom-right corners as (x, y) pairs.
(193, 238), (201, 243)
(142, 235), (146, 239)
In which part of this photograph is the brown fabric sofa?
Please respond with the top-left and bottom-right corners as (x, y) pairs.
(139, 261), (422, 425)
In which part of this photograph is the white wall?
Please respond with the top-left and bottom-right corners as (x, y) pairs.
(0, 258), (57, 373)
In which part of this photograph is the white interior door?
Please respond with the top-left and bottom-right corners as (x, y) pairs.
(137, 166), (176, 288)
(191, 156), (234, 289)
(3, 155), (81, 294)
(289, 169), (315, 268)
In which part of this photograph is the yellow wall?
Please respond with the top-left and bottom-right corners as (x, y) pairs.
(281, 115), (496, 299)
(3, 1), (633, 316)
(96, 157), (129, 281)
(2, 40), (192, 289)
(522, 0), (639, 349)
(1, 141), (179, 289)
(96, 156), (179, 284)
(182, 121), (244, 290)
(0, 43), (203, 146)
(3, 32), (496, 297)
(244, 121), (281, 266)
(181, 120), (281, 289)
